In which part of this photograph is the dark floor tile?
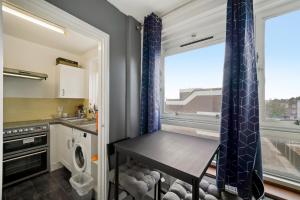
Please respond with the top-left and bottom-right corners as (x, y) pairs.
(4, 180), (39, 200)
(50, 168), (73, 193)
(36, 187), (73, 200)
(68, 189), (93, 200)
(59, 177), (73, 193)
(51, 168), (71, 180)
(3, 167), (98, 200)
(32, 173), (60, 194)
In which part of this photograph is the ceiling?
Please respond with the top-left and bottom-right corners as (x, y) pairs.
(3, 10), (98, 55)
(108, 0), (300, 55)
(157, 0), (299, 55)
(107, 0), (193, 22)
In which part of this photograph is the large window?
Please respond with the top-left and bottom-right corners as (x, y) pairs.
(164, 43), (225, 117)
(261, 10), (300, 183)
(161, 10), (300, 186)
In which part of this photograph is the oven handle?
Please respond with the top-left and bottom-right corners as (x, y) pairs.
(3, 134), (47, 144)
(3, 150), (47, 163)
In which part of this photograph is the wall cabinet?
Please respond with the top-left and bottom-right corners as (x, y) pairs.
(56, 64), (87, 98)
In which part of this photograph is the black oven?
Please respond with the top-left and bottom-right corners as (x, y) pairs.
(4, 133), (47, 154)
(3, 148), (48, 186)
(3, 123), (49, 187)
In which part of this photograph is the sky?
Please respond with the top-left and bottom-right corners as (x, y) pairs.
(165, 10), (300, 100)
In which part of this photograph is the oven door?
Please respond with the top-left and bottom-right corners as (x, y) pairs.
(3, 148), (48, 186)
(4, 133), (47, 154)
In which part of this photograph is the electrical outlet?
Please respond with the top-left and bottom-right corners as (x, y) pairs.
(225, 185), (238, 195)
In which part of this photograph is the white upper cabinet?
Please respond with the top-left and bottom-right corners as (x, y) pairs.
(56, 64), (87, 98)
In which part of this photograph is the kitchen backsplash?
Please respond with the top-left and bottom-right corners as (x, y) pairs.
(4, 98), (85, 122)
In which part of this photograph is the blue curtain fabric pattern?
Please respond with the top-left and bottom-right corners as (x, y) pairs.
(140, 13), (162, 135)
(216, 0), (263, 199)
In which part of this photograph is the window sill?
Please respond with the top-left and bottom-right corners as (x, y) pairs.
(206, 166), (300, 200)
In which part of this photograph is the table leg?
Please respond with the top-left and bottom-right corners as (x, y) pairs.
(115, 150), (119, 200)
(154, 183), (157, 200)
(192, 179), (199, 200)
(158, 178), (161, 200)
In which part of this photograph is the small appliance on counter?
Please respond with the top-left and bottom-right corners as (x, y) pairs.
(3, 121), (50, 187)
(77, 104), (85, 118)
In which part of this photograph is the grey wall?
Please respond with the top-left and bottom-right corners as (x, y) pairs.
(126, 17), (141, 138)
(45, 0), (141, 141)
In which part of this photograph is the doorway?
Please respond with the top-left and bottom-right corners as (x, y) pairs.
(0, 0), (109, 199)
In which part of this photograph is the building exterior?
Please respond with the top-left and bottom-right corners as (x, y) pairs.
(297, 100), (300, 119)
(165, 88), (222, 115)
(166, 88), (300, 120)
(266, 98), (300, 120)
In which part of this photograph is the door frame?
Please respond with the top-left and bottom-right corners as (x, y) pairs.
(0, 0), (3, 198)
(1, 0), (110, 199)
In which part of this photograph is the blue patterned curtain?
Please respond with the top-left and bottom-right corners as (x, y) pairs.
(216, 0), (263, 199)
(140, 13), (162, 135)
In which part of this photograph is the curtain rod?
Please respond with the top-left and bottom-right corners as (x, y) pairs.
(161, 0), (196, 18)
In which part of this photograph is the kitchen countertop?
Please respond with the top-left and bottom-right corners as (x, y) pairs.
(4, 118), (98, 135)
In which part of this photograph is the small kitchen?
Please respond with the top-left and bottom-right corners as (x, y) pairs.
(2, 2), (101, 200)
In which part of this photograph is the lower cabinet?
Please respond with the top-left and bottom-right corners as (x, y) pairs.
(50, 124), (74, 172)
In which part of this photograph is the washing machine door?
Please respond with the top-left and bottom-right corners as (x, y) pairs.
(73, 143), (87, 173)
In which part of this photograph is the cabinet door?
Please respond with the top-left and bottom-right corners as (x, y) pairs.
(56, 125), (73, 172)
(57, 64), (87, 98)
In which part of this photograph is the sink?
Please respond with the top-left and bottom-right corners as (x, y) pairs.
(68, 119), (89, 122)
(76, 120), (96, 125)
(80, 123), (96, 127)
(61, 117), (96, 129)
(61, 117), (79, 120)
(80, 124), (97, 131)
(62, 118), (90, 123)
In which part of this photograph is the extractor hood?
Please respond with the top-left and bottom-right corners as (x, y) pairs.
(3, 67), (48, 80)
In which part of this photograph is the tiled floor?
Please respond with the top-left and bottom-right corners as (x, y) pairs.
(3, 167), (90, 200)
(3, 167), (273, 200)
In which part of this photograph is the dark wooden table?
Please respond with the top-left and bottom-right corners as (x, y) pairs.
(114, 131), (219, 200)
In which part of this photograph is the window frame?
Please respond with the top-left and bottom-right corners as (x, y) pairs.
(160, 2), (300, 189)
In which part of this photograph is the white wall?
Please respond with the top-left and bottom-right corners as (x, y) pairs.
(81, 48), (99, 107)
(3, 34), (84, 98)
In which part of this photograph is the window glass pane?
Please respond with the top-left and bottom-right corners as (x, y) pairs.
(264, 10), (300, 182)
(164, 43), (225, 117)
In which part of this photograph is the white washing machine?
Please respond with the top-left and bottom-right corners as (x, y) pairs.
(72, 129), (92, 175)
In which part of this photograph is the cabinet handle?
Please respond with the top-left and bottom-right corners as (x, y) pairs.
(62, 89), (65, 96)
